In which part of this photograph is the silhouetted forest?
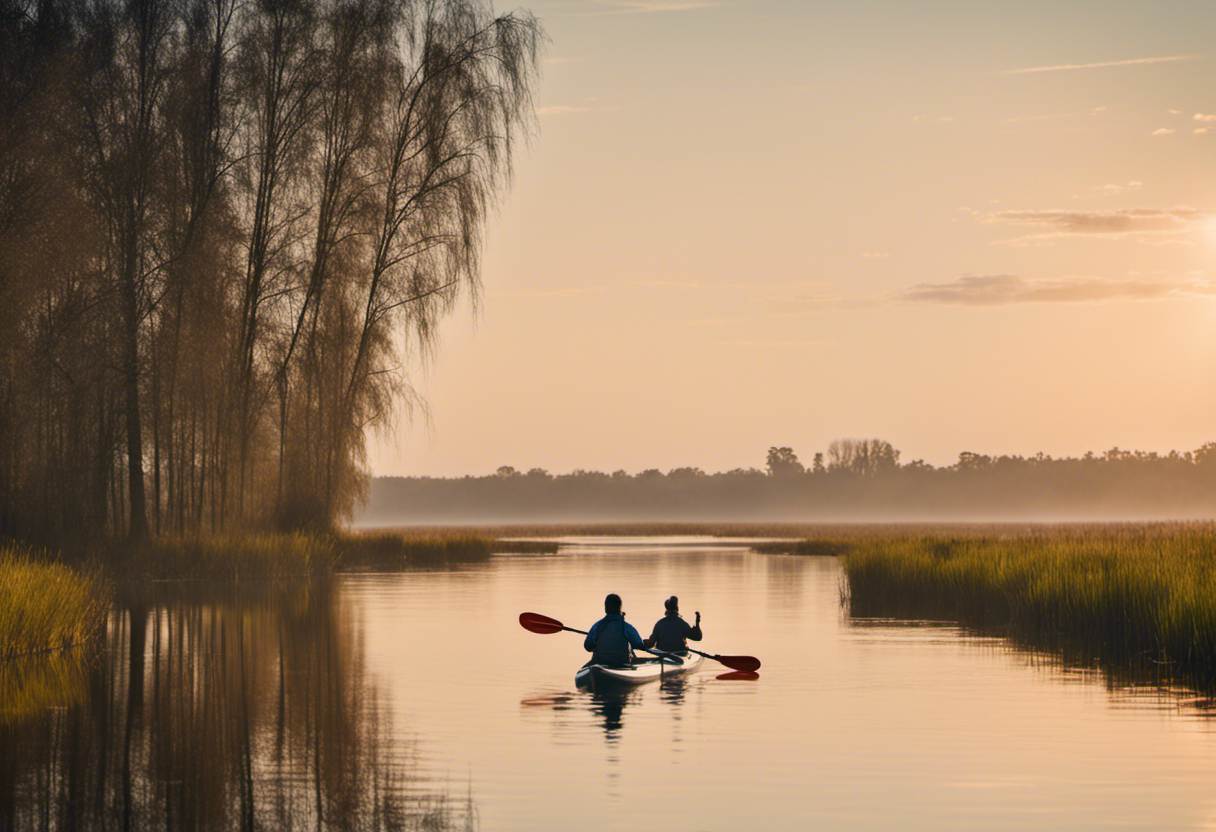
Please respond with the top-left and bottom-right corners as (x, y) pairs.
(0, 0), (541, 541)
(360, 440), (1216, 524)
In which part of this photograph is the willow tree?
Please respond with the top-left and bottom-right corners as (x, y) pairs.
(277, 0), (542, 526)
(272, 0), (395, 525)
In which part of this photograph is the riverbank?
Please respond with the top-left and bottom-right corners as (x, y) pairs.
(839, 525), (1216, 688)
(1, 530), (559, 659)
(9, 529), (561, 587)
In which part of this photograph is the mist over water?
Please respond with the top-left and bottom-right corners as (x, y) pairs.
(360, 448), (1216, 525)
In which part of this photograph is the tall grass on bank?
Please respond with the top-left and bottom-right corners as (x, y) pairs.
(843, 526), (1216, 687)
(335, 532), (557, 570)
(120, 531), (559, 580)
(751, 539), (852, 556)
(0, 546), (107, 660)
(129, 534), (339, 581)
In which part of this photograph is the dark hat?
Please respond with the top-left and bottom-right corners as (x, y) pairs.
(664, 595), (679, 612)
(605, 593), (622, 612)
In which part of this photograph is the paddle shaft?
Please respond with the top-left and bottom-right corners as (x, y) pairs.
(682, 646), (728, 663)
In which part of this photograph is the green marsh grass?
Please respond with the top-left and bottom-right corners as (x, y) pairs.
(0, 545), (107, 660)
(842, 524), (1216, 688)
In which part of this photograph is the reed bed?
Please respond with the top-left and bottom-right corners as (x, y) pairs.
(107, 530), (559, 581)
(842, 524), (1216, 688)
(334, 531), (558, 569)
(129, 533), (339, 581)
(0, 545), (108, 660)
(751, 539), (853, 556)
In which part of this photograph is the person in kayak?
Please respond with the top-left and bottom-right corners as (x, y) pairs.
(643, 595), (702, 653)
(583, 593), (646, 667)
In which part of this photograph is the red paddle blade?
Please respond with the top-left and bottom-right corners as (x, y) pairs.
(519, 612), (564, 634)
(717, 671), (760, 681)
(715, 655), (761, 673)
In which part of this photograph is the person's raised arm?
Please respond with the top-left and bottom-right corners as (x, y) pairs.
(583, 621), (599, 653)
(688, 611), (703, 641)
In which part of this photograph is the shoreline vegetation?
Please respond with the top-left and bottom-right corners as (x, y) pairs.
(0, 546), (107, 661)
(1, 531), (560, 660)
(761, 523), (1216, 691)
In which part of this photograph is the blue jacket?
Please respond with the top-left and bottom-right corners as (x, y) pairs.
(584, 613), (644, 666)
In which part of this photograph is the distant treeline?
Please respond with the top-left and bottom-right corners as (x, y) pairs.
(0, 0), (540, 541)
(360, 440), (1216, 523)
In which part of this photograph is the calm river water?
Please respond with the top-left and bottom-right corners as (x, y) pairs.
(4, 536), (1216, 830)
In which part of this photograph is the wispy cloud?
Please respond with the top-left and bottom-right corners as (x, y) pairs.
(1096, 181), (1143, 197)
(900, 274), (1216, 305)
(1194, 113), (1216, 122)
(1152, 127), (1176, 136)
(990, 207), (1208, 240)
(1003, 54), (1197, 76)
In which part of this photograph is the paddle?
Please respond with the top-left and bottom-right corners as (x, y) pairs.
(519, 612), (762, 673)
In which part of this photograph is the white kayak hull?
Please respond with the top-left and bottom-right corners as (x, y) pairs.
(575, 651), (703, 688)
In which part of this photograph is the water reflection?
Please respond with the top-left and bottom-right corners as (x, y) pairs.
(519, 669), (757, 749)
(0, 581), (473, 831)
(588, 687), (632, 739)
(847, 613), (1216, 713)
(346, 542), (1216, 831)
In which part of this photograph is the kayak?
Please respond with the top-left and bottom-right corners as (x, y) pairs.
(575, 650), (703, 688)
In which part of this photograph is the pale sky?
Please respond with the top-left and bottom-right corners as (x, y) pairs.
(369, 0), (1216, 477)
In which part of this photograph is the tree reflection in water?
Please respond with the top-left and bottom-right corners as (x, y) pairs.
(0, 581), (474, 831)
